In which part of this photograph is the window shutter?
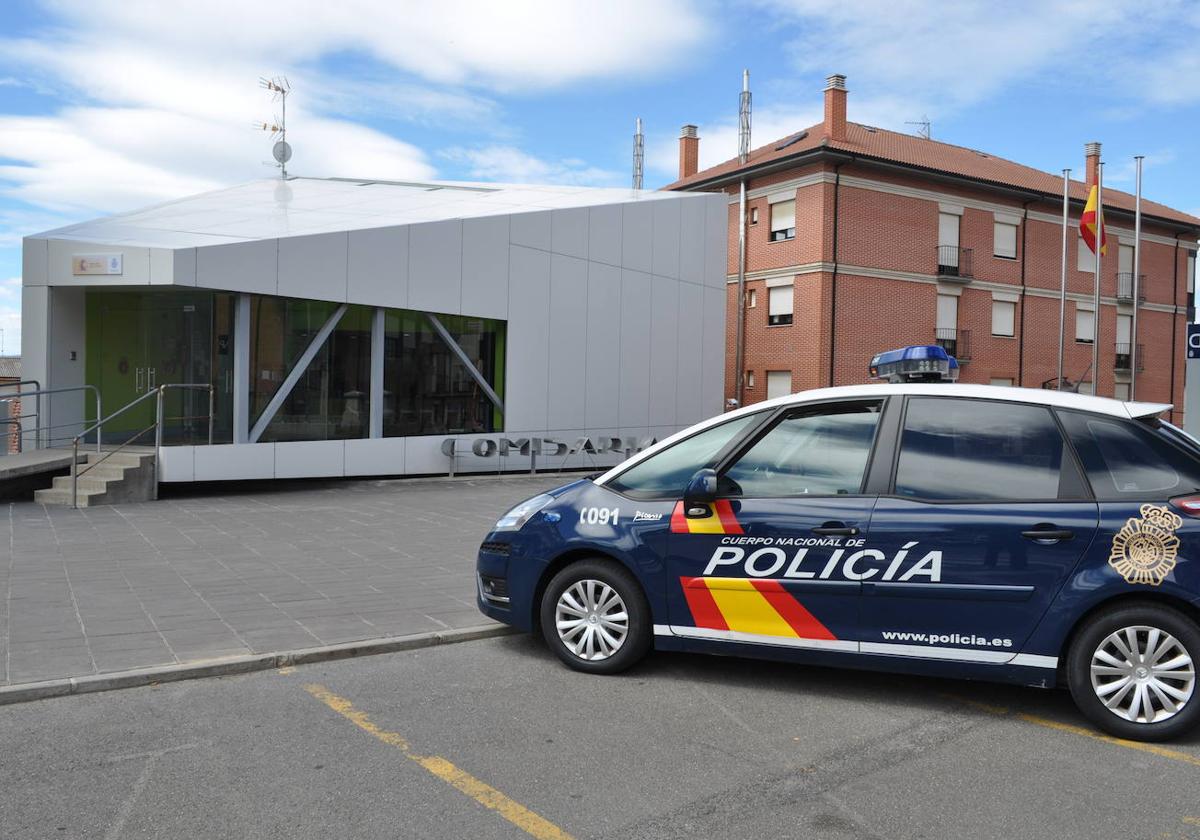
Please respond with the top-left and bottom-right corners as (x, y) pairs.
(993, 222), (1017, 258)
(1116, 314), (1131, 345)
(936, 294), (958, 331)
(768, 286), (792, 316)
(991, 300), (1015, 336)
(770, 200), (795, 233)
(1076, 307), (1095, 341)
(765, 371), (792, 400)
(938, 213), (959, 248)
(1077, 237), (1096, 272)
(1119, 244), (1134, 275)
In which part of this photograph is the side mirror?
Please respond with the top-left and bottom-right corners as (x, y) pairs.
(683, 468), (718, 515)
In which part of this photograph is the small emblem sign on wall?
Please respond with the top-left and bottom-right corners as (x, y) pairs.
(72, 254), (123, 276)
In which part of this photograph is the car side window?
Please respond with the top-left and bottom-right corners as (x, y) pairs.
(719, 401), (882, 497)
(1057, 410), (1200, 500)
(894, 398), (1065, 501)
(606, 413), (762, 498)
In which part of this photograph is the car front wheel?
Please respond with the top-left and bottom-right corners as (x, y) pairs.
(1067, 602), (1200, 742)
(539, 558), (651, 674)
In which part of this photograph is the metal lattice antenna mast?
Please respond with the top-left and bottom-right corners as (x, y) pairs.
(905, 115), (931, 139)
(257, 76), (292, 178)
(738, 69), (752, 164)
(632, 117), (644, 190)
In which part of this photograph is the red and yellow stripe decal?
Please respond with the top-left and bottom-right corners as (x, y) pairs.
(669, 500), (743, 534)
(681, 577), (836, 640)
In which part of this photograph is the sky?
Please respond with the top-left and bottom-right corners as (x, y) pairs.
(1, 0), (1198, 354)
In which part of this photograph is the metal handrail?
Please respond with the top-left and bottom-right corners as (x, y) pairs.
(0, 384), (101, 453)
(70, 383), (215, 508)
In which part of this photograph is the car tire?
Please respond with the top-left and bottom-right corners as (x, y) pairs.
(539, 558), (652, 674)
(1067, 601), (1200, 742)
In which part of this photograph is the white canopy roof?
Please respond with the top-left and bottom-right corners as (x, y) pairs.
(31, 176), (689, 250)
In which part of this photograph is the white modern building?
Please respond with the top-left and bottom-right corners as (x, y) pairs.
(20, 177), (727, 482)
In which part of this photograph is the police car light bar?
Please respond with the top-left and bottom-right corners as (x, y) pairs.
(869, 345), (960, 384)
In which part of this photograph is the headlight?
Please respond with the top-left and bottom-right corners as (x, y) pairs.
(493, 494), (555, 532)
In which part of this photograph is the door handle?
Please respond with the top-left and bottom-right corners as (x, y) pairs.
(1021, 526), (1074, 542)
(135, 367), (144, 391)
(812, 523), (859, 537)
(148, 368), (156, 390)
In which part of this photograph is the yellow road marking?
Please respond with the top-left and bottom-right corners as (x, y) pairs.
(942, 693), (1200, 768)
(277, 666), (295, 675)
(304, 684), (574, 840)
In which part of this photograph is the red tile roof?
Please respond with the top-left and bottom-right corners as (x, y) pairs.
(666, 122), (1200, 229)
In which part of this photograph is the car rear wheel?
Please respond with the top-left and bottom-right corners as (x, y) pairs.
(540, 558), (651, 674)
(1067, 602), (1200, 741)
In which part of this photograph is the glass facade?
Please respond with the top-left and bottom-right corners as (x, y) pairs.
(383, 311), (505, 437)
(85, 288), (505, 445)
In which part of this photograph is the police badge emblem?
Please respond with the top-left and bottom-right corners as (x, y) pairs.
(1108, 504), (1182, 586)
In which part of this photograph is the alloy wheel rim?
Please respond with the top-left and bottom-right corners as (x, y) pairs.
(1090, 625), (1195, 725)
(555, 579), (629, 661)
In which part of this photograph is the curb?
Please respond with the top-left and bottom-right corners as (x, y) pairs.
(0, 624), (517, 707)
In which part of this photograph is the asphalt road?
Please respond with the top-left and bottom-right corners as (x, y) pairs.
(4, 634), (1200, 840)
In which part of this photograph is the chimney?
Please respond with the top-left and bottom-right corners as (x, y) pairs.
(824, 74), (847, 142)
(679, 125), (699, 180)
(1085, 141), (1101, 187)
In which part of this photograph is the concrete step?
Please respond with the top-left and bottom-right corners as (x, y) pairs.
(37, 450), (157, 507)
(34, 486), (107, 507)
(50, 474), (116, 493)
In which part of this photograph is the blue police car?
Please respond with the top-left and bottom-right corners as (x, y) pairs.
(477, 347), (1200, 741)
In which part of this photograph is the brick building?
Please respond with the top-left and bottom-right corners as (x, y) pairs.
(667, 75), (1200, 425)
(0, 357), (21, 453)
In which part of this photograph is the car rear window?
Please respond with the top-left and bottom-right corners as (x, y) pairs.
(1057, 410), (1200, 500)
(894, 397), (1066, 501)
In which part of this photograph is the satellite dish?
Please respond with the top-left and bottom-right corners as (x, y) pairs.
(272, 141), (293, 164)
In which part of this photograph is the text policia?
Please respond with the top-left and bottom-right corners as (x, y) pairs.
(703, 537), (943, 583)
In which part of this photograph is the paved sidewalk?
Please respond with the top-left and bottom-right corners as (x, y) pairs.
(0, 474), (567, 686)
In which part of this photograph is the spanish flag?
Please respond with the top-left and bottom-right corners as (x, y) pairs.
(1080, 184), (1107, 256)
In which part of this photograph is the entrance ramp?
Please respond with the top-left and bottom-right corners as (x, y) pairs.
(0, 449), (87, 483)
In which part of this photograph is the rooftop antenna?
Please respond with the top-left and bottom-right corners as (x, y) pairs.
(738, 68), (752, 163)
(256, 76), (292, 178)
(632, 117), (644, 190)
(906, 115), (931, 140)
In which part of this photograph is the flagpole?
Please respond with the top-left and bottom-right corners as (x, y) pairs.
(1058, 168), (1070, 388)
(1131, 155), (1143, 400)
(1092, 161), (1103, 395)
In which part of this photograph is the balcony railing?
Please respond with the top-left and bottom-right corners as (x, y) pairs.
(1114, 343), (1144, 372)
(936, 246), (973, 281)
(935, 327), (971, 361)
(1116, 273), (1147, 303)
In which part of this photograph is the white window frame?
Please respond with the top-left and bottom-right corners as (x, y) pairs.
(1075, 305), (1095, 344)
(1114, 382), (1130, 401)
(991, 300), (1016, 337)
(993, 221), (1018, 259)
(746, 370), (755, 388)
(765, 370), (792, 400)
(1078, 236), (1096, 273)
(747, 289), (757, 308)
(769, 198), (795, 242)
(767, 285), (793, 326)
(990, 377), (1014, 386)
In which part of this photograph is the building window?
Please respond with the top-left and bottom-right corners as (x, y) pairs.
(747, 289), (757, 308)
(990, 378), (1014, 386)
(766, 370), (792, 400)
(768, 285), (793, 326)
(769, 199), (795, 242)
(991, 300), (1015, 337)
(938, 212), (960, 250)
(382, 310), (505, 437)
(1114, 382), (1130, 401)
(1187, 251), (1195, 296)
(749, 207), (759, 225)
(1078, 236), (1096, 273)
(746, 370), (755, 388)
(1118, 243), (1134, 276)
(1076, 306), (1095, 344)
(993, 221), (1018, 259)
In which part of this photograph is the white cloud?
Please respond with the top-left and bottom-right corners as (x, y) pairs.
(440, 145), (621, 187)
(37, 0), (709, 92)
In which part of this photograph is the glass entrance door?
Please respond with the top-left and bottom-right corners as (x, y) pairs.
(87, 290), (217, 445)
